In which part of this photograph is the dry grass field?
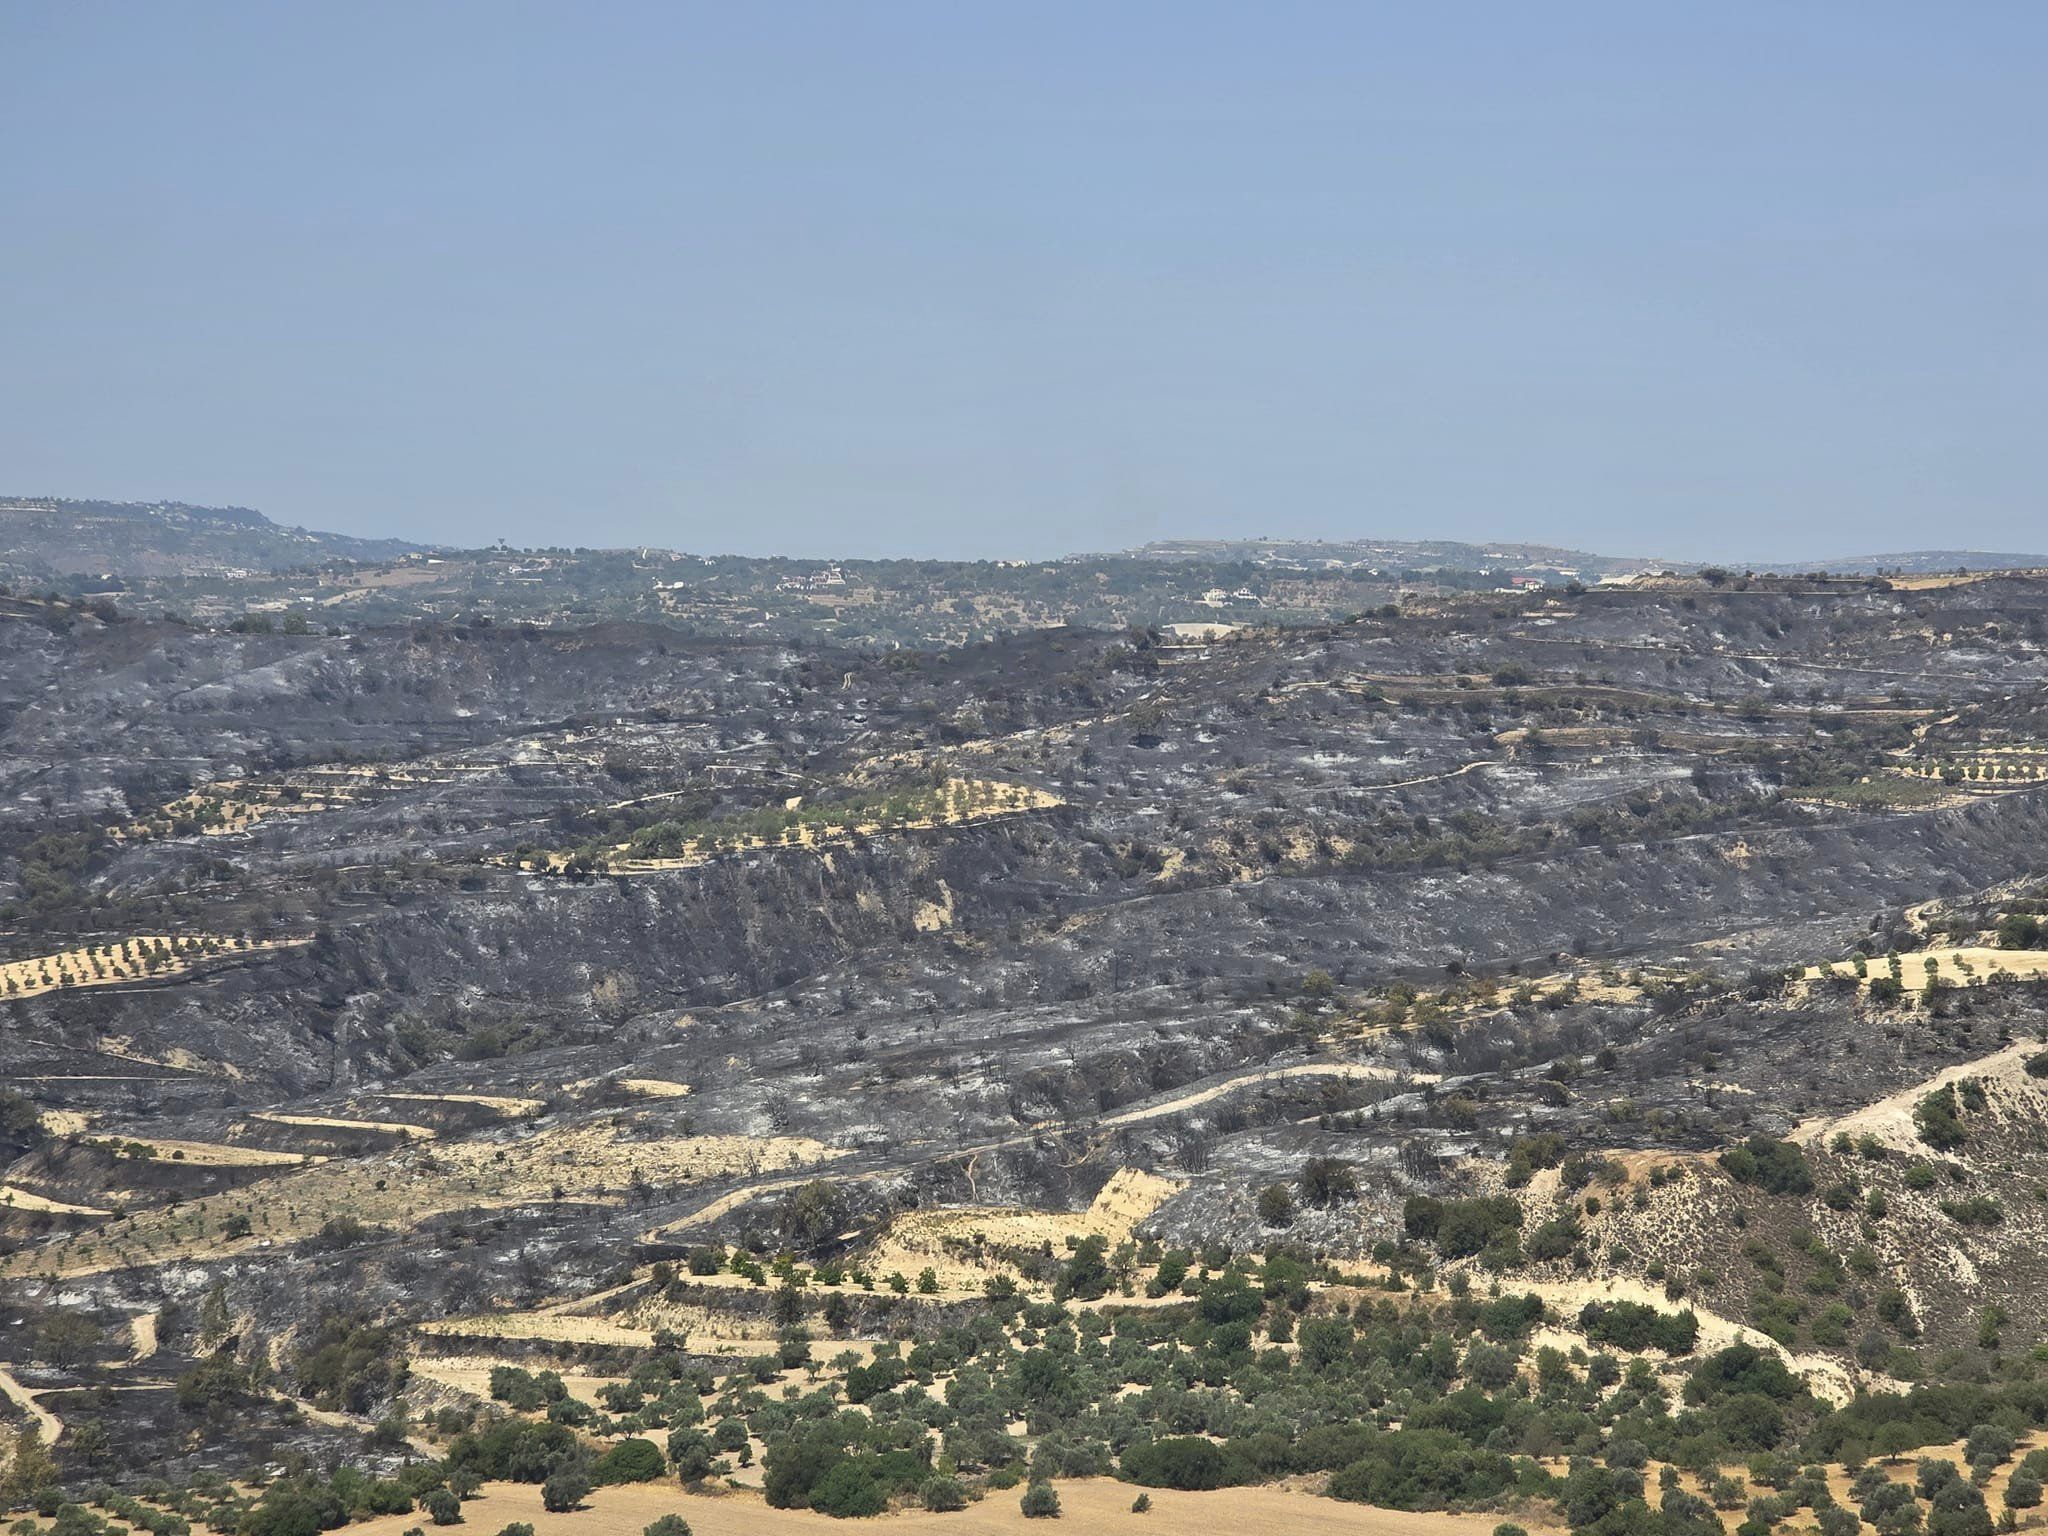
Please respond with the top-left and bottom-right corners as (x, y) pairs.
(251, 1111), (438, 1138)
(86, 1135), (319, 1168)
(0, 1184), (109, 1215)
(377, 1092), (549, 1116)
(333, 1478), (1552, 1536)
(861, 1168), (1181, 1293)
(1801, 945), (2048, 996)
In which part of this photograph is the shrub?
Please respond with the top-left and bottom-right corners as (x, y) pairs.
(1326, 1429), (1514, 1509)
(1524, 1215), (1582, 1262)
(422, 1492), (460, 1527)
(1056, 1236), (1112, 1301)
(1926, 1476), (1991, 1535)
(1298, 1157), (1359, 1207)
(642, 1520), (692, 1536)
(593, 1438), (665, 1485)
(1403, 1195), (1522, 1258)
(1875, 1288), (1920, 1339)
(1939, 1195), (2002, 1227)
(1996, 912), (2043, 948)
(1719, 1137), (1813, 1195)
(1963, 1425), (2014, 1467)
(666, 1429), (716, 1483)
(1916, 1085), (1971, 1150)
(1256, 1184), (1295, 1228)
(540, 1471), (589, 1514)
(1020, 1481), (1061, 1518)
(809, 1461), (887, 1518)
(447, 1419), (581, 1483)
(1121, 1438), (1237, 1491)
(1132, 1493), (1151, 1514)
(1579, 1301), (1698, 1355)
(486, 1366), (563, 1412)
(920, 1478), (967, 1513)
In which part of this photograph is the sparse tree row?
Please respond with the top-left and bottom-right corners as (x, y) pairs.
(510, 777), (1052, 876)
(0, 934), (259, 998)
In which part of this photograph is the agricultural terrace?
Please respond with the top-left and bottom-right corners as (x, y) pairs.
(514, 778), (1062, 875)
(121, 762), (497, 841)
(2, 1126), (838, 1279)
(1900, 753), (2048, 785)
(120, 784), (340, 840)
(0, 934), (299, 1001)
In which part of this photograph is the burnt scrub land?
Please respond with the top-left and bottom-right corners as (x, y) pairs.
(6, 570), (2048, 1536)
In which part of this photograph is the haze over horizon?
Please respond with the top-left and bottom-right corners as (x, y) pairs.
(5, 3), (2045, 562)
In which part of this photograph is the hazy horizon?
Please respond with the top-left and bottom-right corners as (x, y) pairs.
(5, 3), (2045, 562)
(16, 488), (2048, 569)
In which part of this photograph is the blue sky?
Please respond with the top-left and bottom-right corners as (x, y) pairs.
(3, 3), (2044, 560)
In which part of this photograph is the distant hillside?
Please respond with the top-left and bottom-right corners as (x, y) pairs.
(1121, 536), (1651, 578)
(6, 495), (2043, 607)
(0, 497), (425, 579)
(1756, 549), (2048, 576)
(1128, 536), (2048, 580)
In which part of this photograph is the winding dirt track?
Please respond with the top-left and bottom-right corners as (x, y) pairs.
(1088, 1061), (1426, 1128)
(0, 1364), (61, 1444)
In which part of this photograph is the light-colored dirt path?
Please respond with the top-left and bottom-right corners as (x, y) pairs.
(1792, 1035), (2045, 1149)
(1362, 758), (1504, 791)
(0, 1364), (61, 1444)
(1084, 1061), (1430, 1130)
